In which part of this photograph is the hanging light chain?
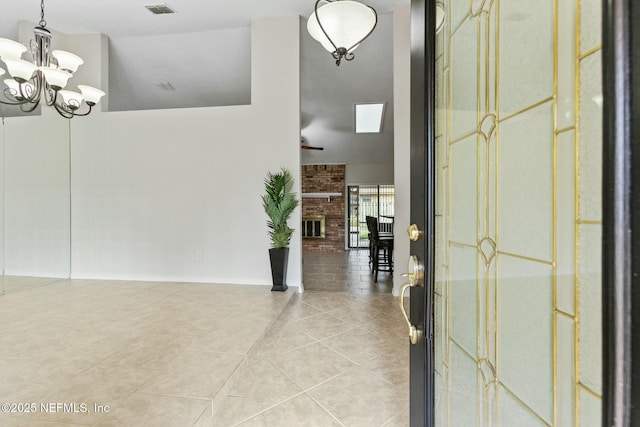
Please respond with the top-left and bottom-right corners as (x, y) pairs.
(39, 0), (47, 28)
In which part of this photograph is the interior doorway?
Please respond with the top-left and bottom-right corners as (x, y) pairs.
(347, 184), (395, 248)
(300, 166), (396, 293)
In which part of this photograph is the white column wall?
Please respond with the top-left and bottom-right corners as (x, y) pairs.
(392, 4), (411, 295)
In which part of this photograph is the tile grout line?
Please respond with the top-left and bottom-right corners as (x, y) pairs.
(207, 291), (302, 424)
(304, 391), (348, 427)
(210, 250), (403, 425)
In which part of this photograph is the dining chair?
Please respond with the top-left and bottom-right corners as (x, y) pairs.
(366, 216), (394, 282)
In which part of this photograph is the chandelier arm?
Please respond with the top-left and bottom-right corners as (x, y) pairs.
(52, 101), (74, 119)
(1, 79), (41, 111)
(53, 97), (91, 119)
(43, 84), (58, 107)
(19, 101), (40, 113)
(17, 77), (42, 105)
(67, 104), (92, 117)
(33, 75), (44, 103)
(0, 98), (28, 106)
(0, 88), (29, 105)
(314, 0), (339, 54)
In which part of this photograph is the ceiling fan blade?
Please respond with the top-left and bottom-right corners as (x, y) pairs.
(301, 145), (324, 150)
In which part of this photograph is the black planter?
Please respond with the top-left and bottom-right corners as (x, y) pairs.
(269, 247), (289, 292)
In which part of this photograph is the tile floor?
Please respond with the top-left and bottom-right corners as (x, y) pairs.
(209, 250), (409, 426)
(0, 250), (409, 426)
(302, 249), (394, 294)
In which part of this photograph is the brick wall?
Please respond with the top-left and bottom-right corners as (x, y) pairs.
(301, 165), (345, 252)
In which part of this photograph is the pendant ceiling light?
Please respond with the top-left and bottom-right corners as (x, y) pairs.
(307, 0), (377, 66)
(0, 0), (105, 119)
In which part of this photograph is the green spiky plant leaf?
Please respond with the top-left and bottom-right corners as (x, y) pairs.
(262, 168), (299, 248)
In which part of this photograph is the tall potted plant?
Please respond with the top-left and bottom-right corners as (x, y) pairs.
(262, 168), (299, 291)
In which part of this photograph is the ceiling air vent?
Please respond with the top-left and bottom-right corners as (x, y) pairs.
(145, 4), (176, 15)
(156, 82), (175, 91)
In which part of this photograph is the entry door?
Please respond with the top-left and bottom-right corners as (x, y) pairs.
(408, 0), (605, 425)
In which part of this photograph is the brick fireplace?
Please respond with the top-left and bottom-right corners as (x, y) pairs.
(301, 164), (345, 252)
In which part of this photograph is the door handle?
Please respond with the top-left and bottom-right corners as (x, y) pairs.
(399, 255), (424, 345)
(399, 281), (423, 344)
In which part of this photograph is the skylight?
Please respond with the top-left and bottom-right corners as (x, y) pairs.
(355, 103), (385, 133)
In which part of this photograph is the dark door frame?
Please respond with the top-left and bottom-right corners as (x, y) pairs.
(602, 0), (639, 425)
(409, 0), (434, 425)
(410, 0), (640, 425)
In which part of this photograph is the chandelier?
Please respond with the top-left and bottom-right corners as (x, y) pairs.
(307, 0), (377, 66)
(0, 0), (105, 119)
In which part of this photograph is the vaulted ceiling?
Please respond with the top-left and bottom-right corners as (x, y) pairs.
(0, 0), (409, 166)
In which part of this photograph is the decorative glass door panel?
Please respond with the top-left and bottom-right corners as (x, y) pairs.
(433, 0), (602, 425)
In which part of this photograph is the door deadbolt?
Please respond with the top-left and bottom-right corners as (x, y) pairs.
(407, 224), (424, 241)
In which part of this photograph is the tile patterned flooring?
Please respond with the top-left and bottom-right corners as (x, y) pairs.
(0, 250), (409, 426)
(302, 249), (395, 294)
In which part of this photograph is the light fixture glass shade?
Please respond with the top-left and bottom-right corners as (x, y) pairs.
(0, 38), (27, 60)
(77, 85), (105, 105)
(52, 50), (84, 72)
(40, 66), (71, 89)
(58, 90), (84, 108)
(5, 79), (35, 98)
(3, 59), (37, 82)
(4, 79), (20, 91)
(3, 78), (18, 92)
(307, 0), (376, 53)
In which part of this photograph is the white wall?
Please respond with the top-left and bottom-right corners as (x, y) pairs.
(392, 4), (411, 295)
(345, 163), (394, 185)
(2, 110), (71, 277)
(2, 16), (302, 287)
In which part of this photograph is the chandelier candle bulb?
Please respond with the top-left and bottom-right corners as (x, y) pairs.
(52, 50), (84, 73)
(4, 79), (21, 96)
(3, 59), (37, 82)
(5, 79), (35, 99)
(58, 90), (84, 109)
(39, 66), (71, 89)
(77, 85), (105, 105)
(0, 38), (27, 60)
